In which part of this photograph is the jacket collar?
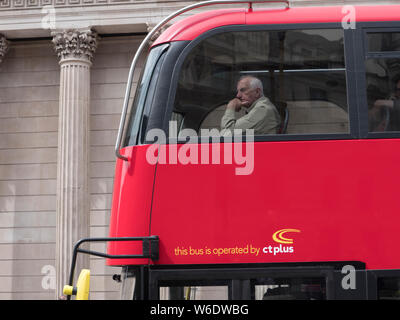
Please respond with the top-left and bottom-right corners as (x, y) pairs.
(245, 96), (266, 114)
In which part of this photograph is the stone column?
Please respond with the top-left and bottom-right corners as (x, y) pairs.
(52, 29), (98, 298)
(0, 34), (9, 64)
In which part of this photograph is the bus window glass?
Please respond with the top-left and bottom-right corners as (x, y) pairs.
(368, 33), (400, 52)
(366, 58), (400, 132)
(159, 285), (229, 300)
(173, 29), (349, 137)
(378, 277), (400, 299)
(123, 44), (169, 147)
(253, 277), (326, 300)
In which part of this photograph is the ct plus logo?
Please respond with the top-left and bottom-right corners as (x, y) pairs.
(272, 229), (301, 244)
(262, 228), (300, 256)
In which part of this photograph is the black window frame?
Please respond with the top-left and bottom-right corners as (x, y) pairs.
(123, 43), (170, 147)
(163, 22), (359, 144)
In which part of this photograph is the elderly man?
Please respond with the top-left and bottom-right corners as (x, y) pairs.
(221, 76), (281, 135)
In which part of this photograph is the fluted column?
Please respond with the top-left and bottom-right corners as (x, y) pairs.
(0, 34), (9, 64)
(52, 29), (98, 298)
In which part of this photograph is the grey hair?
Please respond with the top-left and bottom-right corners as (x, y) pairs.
(239, 75), (264, 96)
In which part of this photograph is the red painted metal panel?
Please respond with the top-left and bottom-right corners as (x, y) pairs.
(153, 5), (400, 46)
(107, 146), (156, 266)
(108, 140), (400, 270)
(144, 139), (400, 270)
(154, 9), (245, 46)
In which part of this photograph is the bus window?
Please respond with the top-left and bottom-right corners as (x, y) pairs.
(365, 32), (400, 133)
(368, 32), (400, 52)
(252, 277), (326, 300)
(366, 61), (400, 132)
(378, 277), (400, 300)
(366, 59), (400, 132)
(123, 44), (169, 147)
(172, 28), (349, 137)
(159, 285), (229, 300)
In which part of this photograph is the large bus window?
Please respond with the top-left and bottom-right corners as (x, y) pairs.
(253, 277), (326, 300)
(366, 58), (400, 132)
(173, 28), (349, 137)
(160, 285), (229, 300)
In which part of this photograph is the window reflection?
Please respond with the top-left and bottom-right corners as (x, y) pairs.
(368, 33), (400, 52)
(366, 58), (400, 132)
(173, 29), (349, 137)
(253, 277), (326, 300)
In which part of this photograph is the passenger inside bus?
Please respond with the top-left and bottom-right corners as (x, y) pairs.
(369, 76), (400, 132)
(220, 76), (281, 135)
(172, 29), (349, 137)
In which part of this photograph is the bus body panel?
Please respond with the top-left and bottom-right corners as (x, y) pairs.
(107, 4), (400, 272)
(107, 146), (156, 266)
(147, 139), (400, 270)
(154, 9), (245, 46)
(154, 5), (400, 46)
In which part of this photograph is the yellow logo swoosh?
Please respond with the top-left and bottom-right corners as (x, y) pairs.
(272, 229), (301, 244)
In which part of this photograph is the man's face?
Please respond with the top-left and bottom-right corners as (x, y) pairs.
(236, 78), (261, 108)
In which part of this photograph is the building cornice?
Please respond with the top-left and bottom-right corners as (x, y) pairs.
(0, 0), (396, 11)
(0, 1), (195, 39)
(0, 0), (193, 10)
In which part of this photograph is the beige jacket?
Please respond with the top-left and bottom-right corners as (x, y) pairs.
(221, 96), (281, 134)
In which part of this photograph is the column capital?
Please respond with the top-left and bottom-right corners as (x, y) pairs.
(52, 29), (98, 64)
(0, 34), (9, 64)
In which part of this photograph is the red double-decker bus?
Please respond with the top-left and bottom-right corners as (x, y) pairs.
(66, 1), (400, 300)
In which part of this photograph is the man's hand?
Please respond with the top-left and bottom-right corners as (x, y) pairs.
(227, 98), (243, 111)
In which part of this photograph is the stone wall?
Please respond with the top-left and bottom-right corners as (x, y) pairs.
(0, 40), (59, 299)
(0, 34), (144, 299)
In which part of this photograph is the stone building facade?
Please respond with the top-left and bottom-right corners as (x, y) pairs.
(0, 0), (397, 300)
